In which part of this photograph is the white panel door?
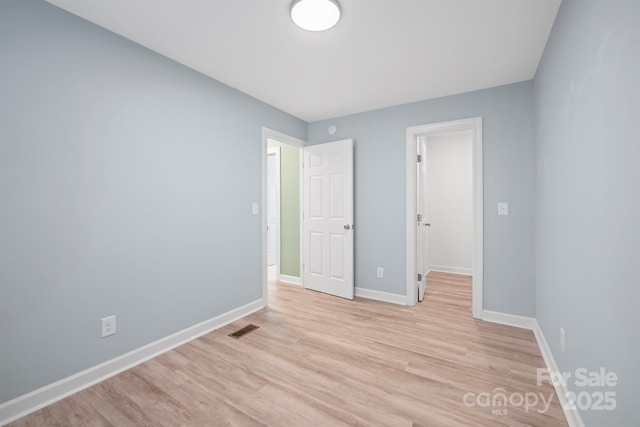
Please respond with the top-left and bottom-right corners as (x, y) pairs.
(303, 139), (354, 299)
(417, 137), (428, 302)
(267, 149), (280, 266)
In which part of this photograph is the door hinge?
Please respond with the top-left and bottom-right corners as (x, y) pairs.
(417, 154), (422, 163)
(417, 273), (423, 282)
(417, 213), (422, 222)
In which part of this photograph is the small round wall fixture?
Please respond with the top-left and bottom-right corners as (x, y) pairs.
(291, 0), (341, 32)
(328, 125), (337, 135)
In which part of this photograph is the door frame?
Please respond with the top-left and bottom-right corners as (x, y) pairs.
(262, 127), (305, 306)
(405, 117), (483, 318)
(267, 146), (281, 280)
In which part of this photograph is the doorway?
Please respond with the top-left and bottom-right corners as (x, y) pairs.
(261, 128), (355, 306)
(406, 117), (483, 318)
(417, 131), (474, 302)
(262, 130), (304, 303)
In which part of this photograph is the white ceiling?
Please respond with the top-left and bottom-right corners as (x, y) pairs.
(46, 0), (561, 122)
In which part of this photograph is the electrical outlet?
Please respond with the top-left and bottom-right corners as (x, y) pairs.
(560, 327), (565, 352)
(376, 267), (384, 278)
(101, 315), (116, 338)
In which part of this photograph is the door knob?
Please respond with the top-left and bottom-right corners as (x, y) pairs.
(344, 224), (351, 230)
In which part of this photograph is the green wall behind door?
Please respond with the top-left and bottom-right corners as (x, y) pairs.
(268, 139), (300, 277)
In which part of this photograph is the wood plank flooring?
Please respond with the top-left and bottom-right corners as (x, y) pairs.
(10, 271), (567, 426)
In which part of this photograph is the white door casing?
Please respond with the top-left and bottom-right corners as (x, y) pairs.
(303, 139), (354, 299)
(267, 148), (280, 267)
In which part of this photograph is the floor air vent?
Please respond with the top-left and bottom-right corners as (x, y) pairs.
(228, 324), (259, 339)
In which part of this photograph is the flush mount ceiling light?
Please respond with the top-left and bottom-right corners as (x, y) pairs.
(291, 0), (341, 32)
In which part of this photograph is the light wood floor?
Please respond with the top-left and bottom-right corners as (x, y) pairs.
(11, 272), (567, 426)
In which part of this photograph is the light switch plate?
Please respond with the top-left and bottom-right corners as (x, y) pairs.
(252, 202), (259, 215)
(498, 202), (509, 216)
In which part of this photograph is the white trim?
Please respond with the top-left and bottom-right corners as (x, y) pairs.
(267, 147), (281, 282)
(482, 310), (536, 330)
(532, 322), (585, 427)
(262, 128), (306, 306)
(406, 117), (483, 319)
(0, 299), (264, 426)
(427, 265), (473, 276)
(482, 312), (584, 426)
(279, 274), (301, 286)
(355, 287), (407, 306)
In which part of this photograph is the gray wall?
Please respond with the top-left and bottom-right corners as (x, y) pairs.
(534, 0), (640, 425)
(0, 0), (306, 403)
(308, 82), (537, 317)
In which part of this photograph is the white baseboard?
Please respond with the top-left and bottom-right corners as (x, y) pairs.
(482, 311), (584, 427)
(428, 265), (473, 276)
(532, 321), (585, 427)
(482, 310), (537, 330)
(0, 299), (265, 426)
(279, 274), (301, 286)
(355, 287), (407, 305)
